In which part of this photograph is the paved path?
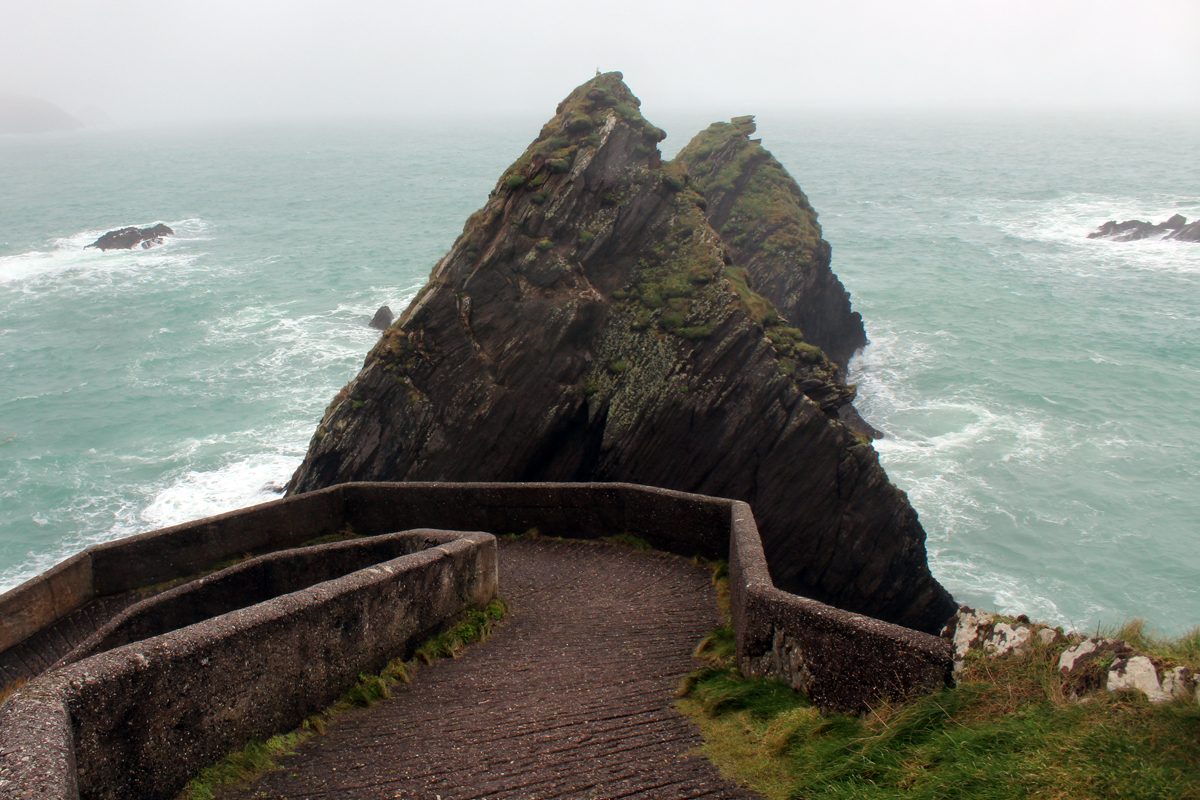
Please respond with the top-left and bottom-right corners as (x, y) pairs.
(220, 537), (756, 800)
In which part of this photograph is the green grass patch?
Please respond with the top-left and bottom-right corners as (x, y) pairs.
(679, 628), (1200, 800)
(298, 524), (362, 548)
(601, 532), (653, 551)
(414, 599), (507, 664)
(180, 599), (507, 799)
(183, 730), (312, 800)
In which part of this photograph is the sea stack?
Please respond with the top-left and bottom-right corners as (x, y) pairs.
(287, 73), (955, 633)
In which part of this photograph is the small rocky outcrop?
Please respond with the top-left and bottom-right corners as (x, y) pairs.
(369, 305), (395, 330)
(87, 223), (174, 251)
(287, 73), (955, 633)
(944, 606), (1062, 674)
(944, 606), (1200, 705)
(1088, 214), (1199, 242)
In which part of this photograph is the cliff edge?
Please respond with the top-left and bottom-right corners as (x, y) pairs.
(287, 73), (955, 633)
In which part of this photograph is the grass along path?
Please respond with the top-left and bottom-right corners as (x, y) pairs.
(180, 599), (507, 800)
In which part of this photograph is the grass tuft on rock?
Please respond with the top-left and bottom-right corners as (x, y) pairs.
(1111, 618), (1200, 664)
(182, 731), (309, 800)
(678, 625), (1200, 800)
(414, 599), (507, 664)
(602, 532), (653, 551)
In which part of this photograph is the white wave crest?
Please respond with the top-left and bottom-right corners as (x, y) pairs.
(990, 193), (1200, 276)
(138, 452), (298, 531)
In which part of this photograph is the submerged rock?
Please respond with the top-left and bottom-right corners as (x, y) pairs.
(286, 72), (955, 633)
(369, 305), (395, 330)
(87, 223), (174, 251)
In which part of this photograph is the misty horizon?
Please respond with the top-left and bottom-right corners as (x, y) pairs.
(3, 0), (1198, 129)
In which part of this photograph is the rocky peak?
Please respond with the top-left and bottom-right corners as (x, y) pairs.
(287, 74), (955, 633)
(675, 116), (866, 370)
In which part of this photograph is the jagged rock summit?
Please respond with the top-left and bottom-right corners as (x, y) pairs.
(287, 73), (955, 633)
(675, 115), (866, 370)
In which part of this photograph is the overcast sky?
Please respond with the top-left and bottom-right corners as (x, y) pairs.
(4, 0), (1198, 124)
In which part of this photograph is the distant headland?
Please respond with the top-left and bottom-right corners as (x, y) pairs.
(0, 92), (83, 134)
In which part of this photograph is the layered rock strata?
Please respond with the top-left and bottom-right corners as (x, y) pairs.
(287, 73), (955, 633)
(675, 115), (866, 370)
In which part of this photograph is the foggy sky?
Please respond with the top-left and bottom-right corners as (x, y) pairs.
(4, 0), (1198, 125)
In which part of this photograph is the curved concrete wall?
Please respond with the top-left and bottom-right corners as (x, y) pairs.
(0, 527), (497, 800)
(0, 482), (951, 799)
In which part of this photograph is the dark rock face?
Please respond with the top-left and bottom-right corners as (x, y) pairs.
(1174, 219), (1200, 242)
(369, 305), (395, 330)
(1089, 214), (1198, 242)
(287, 73), (955, 633)
(675, 115), (867, 371)
(87, 223), (174, 251)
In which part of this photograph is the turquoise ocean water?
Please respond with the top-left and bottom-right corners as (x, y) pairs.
(1, 113), (1196, 633)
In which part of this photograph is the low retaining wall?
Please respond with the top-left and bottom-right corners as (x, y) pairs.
(0, 488), (347, 656)
(340, 482), (730, 558)
(729, 502), (952, 711)
(0, 528), (497, 800)
(60, 530), (460, 667)
(335, 482), (952, 711)
(0, 481), (952, 798)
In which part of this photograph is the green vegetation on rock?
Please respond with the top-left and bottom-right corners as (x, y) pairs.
(675, 116), (823, 264)
(497, 70), (663, 199)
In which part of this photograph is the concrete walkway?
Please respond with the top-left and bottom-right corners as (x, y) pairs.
(219, 537), (756, 800)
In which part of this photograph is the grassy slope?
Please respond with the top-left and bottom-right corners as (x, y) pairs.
(679, 623), (1200, 800)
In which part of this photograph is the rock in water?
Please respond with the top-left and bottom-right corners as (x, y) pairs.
(674, 115), (866, 370)
(1171, 219), (1200, 242)
(369, 305), (394, 330)
(286, 73), (955, 633)
(87, 223), (175, 251)
(1088, 214), (1197, 243)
